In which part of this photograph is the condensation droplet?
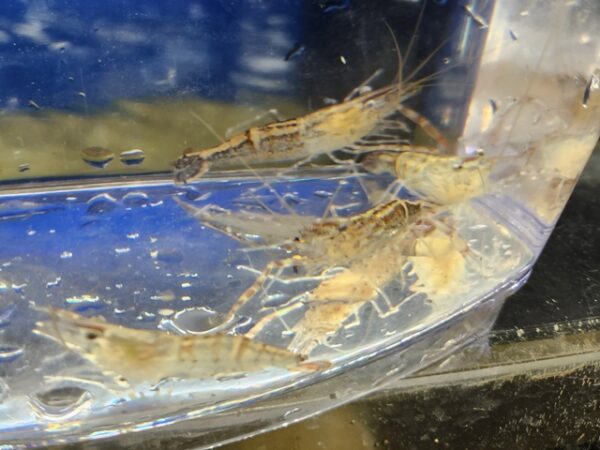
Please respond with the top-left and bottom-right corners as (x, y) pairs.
(12, 283), (27, 293)
(283, 407), (302, 418)
(262, 292), (291, 309)
(46, 277), (62, 288)
(122, 192), (149, 208)
(150, 291), (176, 302)
(159, 306), (225, 334)
(65, 294), (100, 304)
(81, 146), (114, 169)
(0, 346), (23, 363)
(29, 386), (92, 421)
(119, 149), (146, 166)
(86, 193), (119, 215)
(314, 190), (333, 198)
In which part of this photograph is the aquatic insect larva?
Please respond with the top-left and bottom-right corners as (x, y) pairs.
(177, 198), (425, 326)
(34, 307), (328, 385)
(173, 25), (450, 183)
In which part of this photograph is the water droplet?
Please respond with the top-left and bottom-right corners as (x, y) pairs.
(28, 100), (41, 110)
(443, 57), (451, 65)
(119, 149), (146, 166)
(81, 146), (114, 169)
(178, 272), (199, 279)
(46, 277), (62, 288)
(114, 247), (130, 255)
(65, 294), (100, 304)
(0, 305), (16, 328)
(122, 191), (149, 208)
(159, 306), (226, 334)
(18, 163), (30, 173)
(283, 407), (302, 418)
(262, 292), (290, 308)
(509, 30), (518, 41)
(126, 232), (140, 240)
(137, 311), (156, 322)
(12, 283), (26, 293)
(0, 346), (23, 363)
(284, 42), (305, 61)
(314, 190), (332, 198)
(86, 193), (119, 215)
(60, 251), (73, 259)
(321, 0), (350, 13)
(150, 291), (175, 302)
(29, 386), (92, 421)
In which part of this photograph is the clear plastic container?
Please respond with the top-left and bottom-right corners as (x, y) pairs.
(0, 0), (599, 448)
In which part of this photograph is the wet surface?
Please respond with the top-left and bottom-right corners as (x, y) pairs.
(35, 144), (600, 450)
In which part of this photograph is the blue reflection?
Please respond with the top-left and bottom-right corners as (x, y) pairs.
(0, 0), (303, 110)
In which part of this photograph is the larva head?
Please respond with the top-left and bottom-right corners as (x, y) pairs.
(34, 307), (108, 355)
(172, 151), (210, 184)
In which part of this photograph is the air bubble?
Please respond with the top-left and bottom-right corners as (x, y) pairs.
(0, 346), (23, 363)
(29, 386), (92, 421)
(81, 146), (114, 169)
(150, 291), (176, 302)
(65, 294), (100, 304)
(86, 193), (119, 215)
(119, 149), (146, 166)
(283, 407), (302, 418)
(122, 192), (149, 208)
(159, 306), (226, 334)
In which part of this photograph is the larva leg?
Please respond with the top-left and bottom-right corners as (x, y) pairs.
(396, 105), (450, 151)
(245, 300), (306, 339)
(225, 256), (304, 323)
(237, 263), (331, 286)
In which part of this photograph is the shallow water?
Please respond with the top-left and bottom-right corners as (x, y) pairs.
(0, 167), (536, 442)
(0, 1), (599, 446)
